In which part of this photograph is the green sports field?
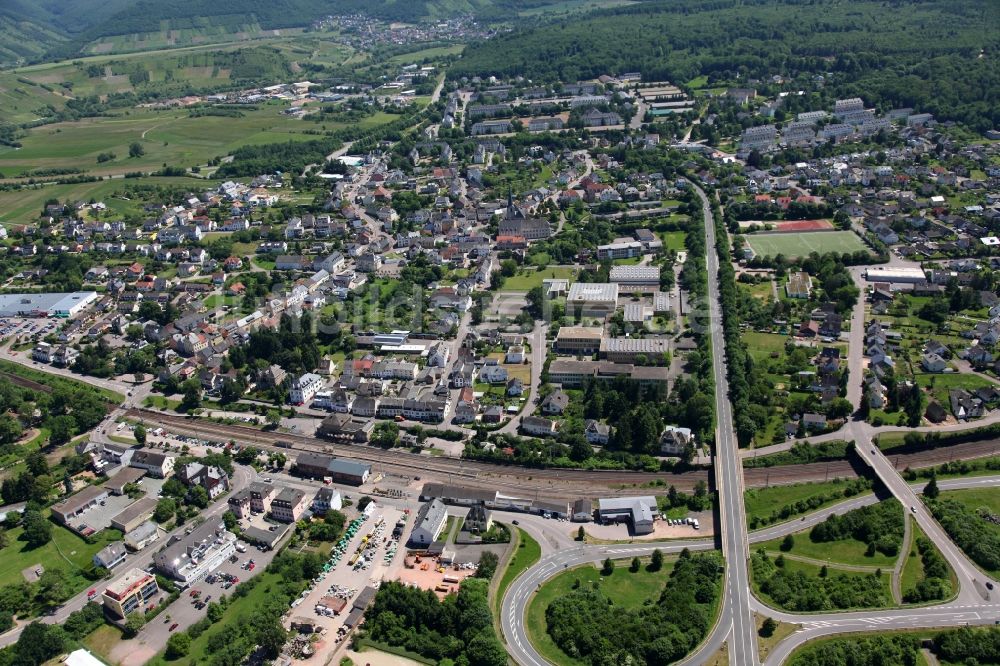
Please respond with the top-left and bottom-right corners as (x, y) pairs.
(745, 231), (869, 259)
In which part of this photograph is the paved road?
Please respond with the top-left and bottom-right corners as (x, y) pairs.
(692, 184), (758, 665)
(501, 183), (758, 665)
(501, 472), (1000, 666)
(0, 463), (256, 647)
(496, 323), (546, 435)
(854, 425), (993, 604)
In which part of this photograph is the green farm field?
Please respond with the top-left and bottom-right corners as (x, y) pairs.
(0, 176), (214, 224)
(746, 231), (869, 259)
(0, 104), (332, 179)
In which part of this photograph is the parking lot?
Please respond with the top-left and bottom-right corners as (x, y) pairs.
(0, 316), (62, 341)
(112, 541), (281, 666)
(285, 503), (408, 660)
(61, 475), (165, 535)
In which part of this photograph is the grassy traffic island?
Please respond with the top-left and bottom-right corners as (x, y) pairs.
(786, 626), (1000, 665)
(751, 499), (955, 611)
(525, 550), (722, 665)
(926, 487), (1000, 578)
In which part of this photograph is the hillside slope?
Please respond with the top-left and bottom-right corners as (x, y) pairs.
(453, 0), (1000, 131)
(0, 0), (577, 64)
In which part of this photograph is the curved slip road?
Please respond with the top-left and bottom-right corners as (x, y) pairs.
(501, 474), (1000, 666)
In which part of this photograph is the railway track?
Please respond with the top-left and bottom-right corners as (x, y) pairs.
(1, 371), (61, 394)
(129, 407), (1000, 500)
(1, 371), (119, 409)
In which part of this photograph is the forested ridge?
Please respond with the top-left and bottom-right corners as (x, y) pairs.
(453, 0), (1000, 131)
(3, 0), (587, 62)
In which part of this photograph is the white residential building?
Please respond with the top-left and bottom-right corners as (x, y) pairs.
(290, 373), (325, 405)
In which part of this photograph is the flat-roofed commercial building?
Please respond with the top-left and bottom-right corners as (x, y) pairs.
(548, 359), (669, 388)
(293, 453), (371, 486)
(153, 521), (236, 586)
(555, 326), (604, 354)
(0, 292), (99, 318)
(600, 337), (670, 363)
(609, 266), (660, 291)
(102, 568), (160, 618)
(864, 266), (926, 284)
(597, 241), (643, 261)
(598, 496), (657, 535)
(51, 485), (109, 528)
(567, 282), (619, 318)
(110, 497), (158, 534)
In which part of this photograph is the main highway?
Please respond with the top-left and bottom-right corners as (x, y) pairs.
(695, 184), (758, 664)
(500, 185), (1000, 666)
(501, 473), (1000, 666)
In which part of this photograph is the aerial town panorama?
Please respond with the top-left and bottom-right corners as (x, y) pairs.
(0, 1), (998, 665)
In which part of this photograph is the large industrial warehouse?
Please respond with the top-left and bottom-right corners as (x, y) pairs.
(0, 292), (99, 318)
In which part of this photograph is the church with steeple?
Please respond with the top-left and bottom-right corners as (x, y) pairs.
(497, 188), (552, 241)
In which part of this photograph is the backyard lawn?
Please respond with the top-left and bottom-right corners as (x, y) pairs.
(0, 518), (122, 602)
(659, 230), (687, 252)
(743, 331), (787, 361)
(913, 372), (998, 406)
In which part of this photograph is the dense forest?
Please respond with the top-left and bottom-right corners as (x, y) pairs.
(360, 578), (507, 665)
(452, 0), (1000, 132)
(544, 551), (722, 664)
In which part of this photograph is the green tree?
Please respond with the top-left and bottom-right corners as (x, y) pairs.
(576, 526), (586, 541)
(601, 558), (614, 576)
(180, 379), (202, 411)
(257, 617), (288, 657)
(128, 142), (145, 158)
(154, 498), (177, 523)
(476, 551), (500, 580)
(123, 612), (146, 637)
(0, 414), (23, 444)
(206, 602), (224, 622)
(25, 452), (49, 477)
(165, 632), (191, 659)
(465, 630), (508, 666)
(923, 475), (939, 499)
(188, 485), (209, 509)
(760, 617), (777, 637)
(133, 424), (146, 445)
(649, 548), (664, 572)
(22, 507), (52, 548)
(780, 534), (795, 552)
(630, 557), (641, 573)
(371, 422), (399, 448)
(12, 622), (66, 665)
(47, 415), (75, 446)
(222, 511), (238, 531)
(36, 569), (69, 607)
